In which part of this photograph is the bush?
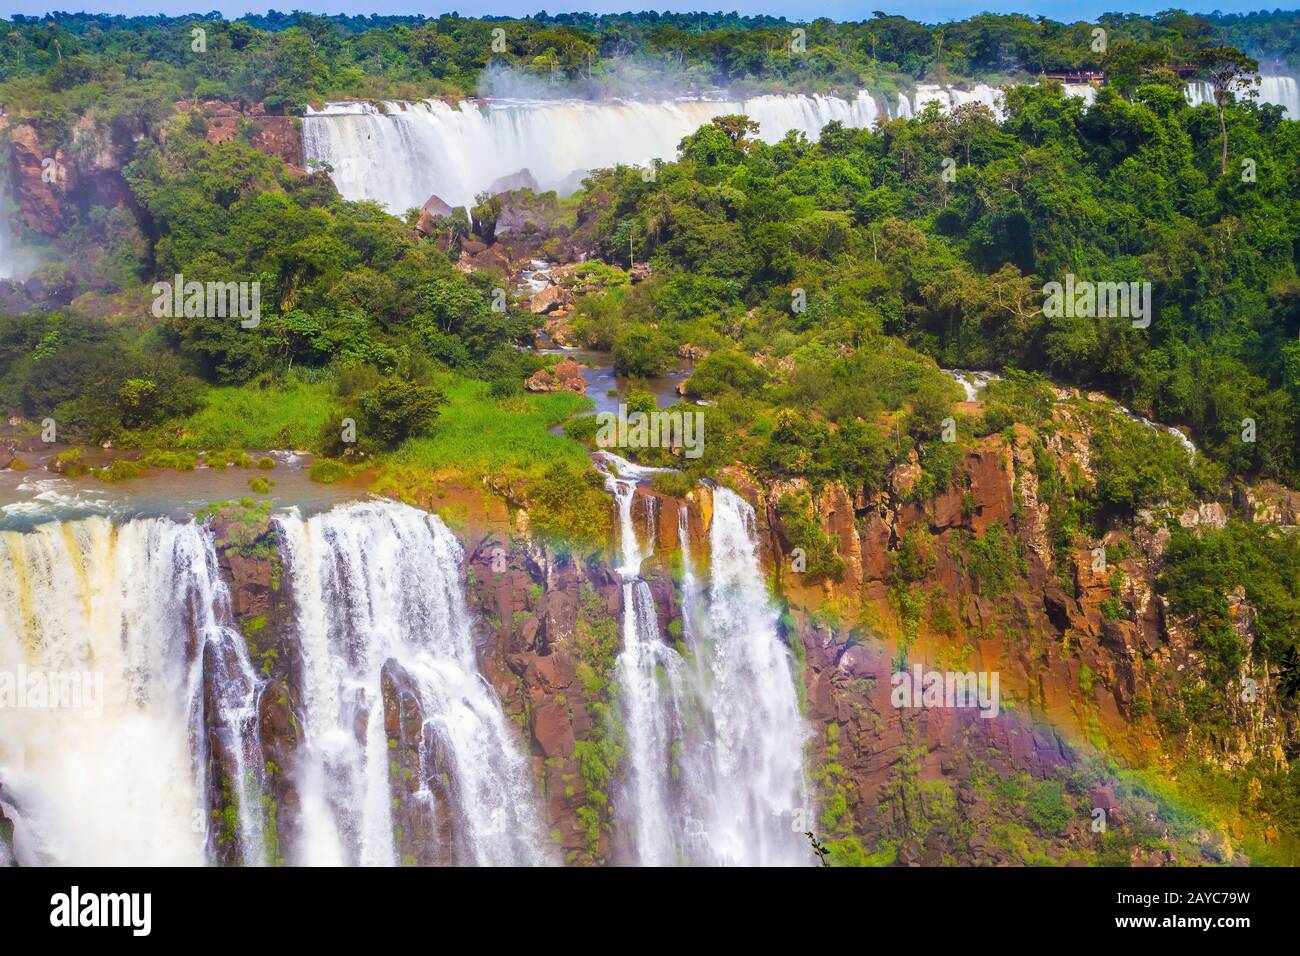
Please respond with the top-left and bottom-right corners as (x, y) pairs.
(891, 525), (936, 584)
(612, 324), (673, 377)
(652, 471), (696, 498)
(355, 377), (445, 450)
(527, 462), (612, 553)
(776, 492), (844, 582)
(962, 523), (1024, 598)
(683, 349), (766, 399)
(1027, 781), (1072, 835)
(309, 458), (350, 484)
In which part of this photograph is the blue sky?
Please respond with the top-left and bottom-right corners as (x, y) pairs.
(0, 2), (1291, 24)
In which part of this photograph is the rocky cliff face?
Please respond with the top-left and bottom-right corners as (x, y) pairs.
(0, 800), (15, 866)
(192, 99), (303, 170)
(1, 112), (141, 237)
(199, 412), (1291, 865)
(0, 98), (302, 311)
(205, 506), (302, 866)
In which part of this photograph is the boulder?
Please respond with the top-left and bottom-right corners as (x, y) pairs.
(542, 316), (577, 348)
(527, 283), (572, 315)
(421, 193), (455, 218)
(525, 360), (587, 394)
(487, 168), (539, 196)
(415, 195), (456, 237)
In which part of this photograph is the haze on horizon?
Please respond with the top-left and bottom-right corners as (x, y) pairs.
(0, 1), (1292, 26)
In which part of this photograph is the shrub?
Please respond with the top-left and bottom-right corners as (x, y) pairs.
(1027, 781), (1072, 835)
(612, 324), (673, 377)
(355, 377), (445, 450)
(309, 458), (350, 484)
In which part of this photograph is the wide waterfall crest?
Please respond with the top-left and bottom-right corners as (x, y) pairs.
(276, 500), (550, 866)
(1185, 75), (1299, 117)
(303, 91), (885, 212)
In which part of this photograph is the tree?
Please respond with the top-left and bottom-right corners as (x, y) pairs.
(1194, 45), (1258, 174)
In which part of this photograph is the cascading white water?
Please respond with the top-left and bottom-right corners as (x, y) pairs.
(303, 92), (883, 212)
(1185, 79), (1214, 108)
(0, 517), (264, 866)
(303, 80), (1138, 214)
(1185, 76), (1299, 118)
(600, 453), (698, 865)
(1258, 75), (1300, 118)
(914, 82), (1006, 118)
(696, 488), (810, 865)
(942, 368), (1003, 403)
(1062, 83), (1098, 107)
(0, 176), (21, 282)
(1113, 403), (1197, 459)
(276, 500), (549, 867)
(599, 453), (809, 865)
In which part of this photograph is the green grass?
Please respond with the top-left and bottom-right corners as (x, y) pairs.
(385, 373), (592, 478)
(165, 379), (344, 451)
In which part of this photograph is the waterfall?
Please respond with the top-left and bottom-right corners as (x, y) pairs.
(599, 453), (809, 865)
(697, 488), (810, 865)
(1258, 75), (1299, 118)
(276, 500), (549, 866)
(1185, 80), (1214, 108)
(0, 175), (20, 282)
(1062, 83), (1098, 107)
(600, 454), (700, 865)
(1185, 76), (1299, 117)
(942, 369), (1003, 403)
(1114, 403), (1197, 459)
(303, 92), (883, 212)
(306, 74), (1300, 215)
(914, 82), (1006, 119)
(0, 517), (264, 866)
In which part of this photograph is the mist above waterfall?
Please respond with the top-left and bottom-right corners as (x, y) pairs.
(476, 60), (708, 102)
(0, 178), (40, 283)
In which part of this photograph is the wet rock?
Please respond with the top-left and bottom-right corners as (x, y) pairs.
(382, 659), (451, 866)
(0, 801), (15, 866)
(200, 635), (263, 867)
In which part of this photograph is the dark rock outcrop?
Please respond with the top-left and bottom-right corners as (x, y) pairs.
(208, 504), (304, 866)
